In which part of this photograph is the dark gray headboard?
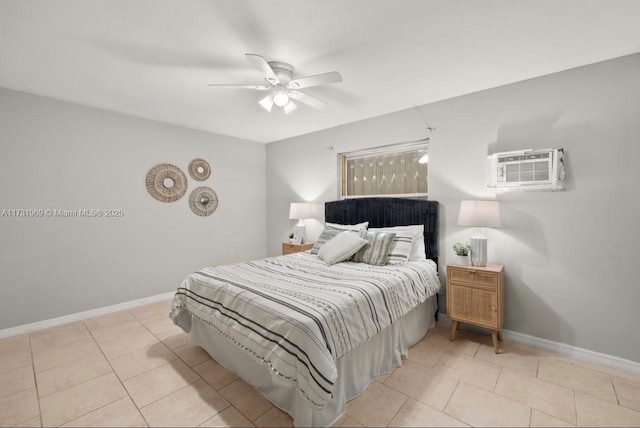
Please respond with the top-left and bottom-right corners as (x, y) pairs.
(325, 197), (439, 266)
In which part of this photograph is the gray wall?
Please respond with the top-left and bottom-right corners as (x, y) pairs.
(0, 88), (266, 329)
(266, 53), (640, 364)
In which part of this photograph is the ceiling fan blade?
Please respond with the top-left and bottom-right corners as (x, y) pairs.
(288, 71), (342, 89)
(208, 83), (270, 90)
(288, 91), (327, 109)
(245, 53), (278, 82)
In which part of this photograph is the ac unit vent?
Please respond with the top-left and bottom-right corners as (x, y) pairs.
(487, 148), (565, 191)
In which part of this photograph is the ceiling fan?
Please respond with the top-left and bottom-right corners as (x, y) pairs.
(208, 53), (342, 114)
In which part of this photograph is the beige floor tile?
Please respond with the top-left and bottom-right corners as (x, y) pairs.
(14, 416), (42, 427)
(375, 366), (397, 383)
(218, 379), (273, 421)
(407, 339), (446, 368)
(612, 375), (640, 412)
(537, 357), (617, 402)
(88, 319), (147, 343)
(429, 326), (484, 355)
(158, 330), (191, 349)
(95, 327), (159, 360)
(141, 379), (230, 427)
(59, 397), (147, 427)
(110, 342), (178, 381)
(475, 341), (539, 377)
(174, 344), (212, 367)
(83, 310), (137, 331)
(0, 387), (40, 427)
(0, 334), (30, 355)
(142, 315), (181, 336)
(40, 372), (127, 427)
(542, 353), (640, 383)
(30, 322), (91, 354)
(432, 352), (502, 391)
(123, 358), (199, 408)
(129, 302), (171, 323)
(36, 353), (112, 397)
(346, 381), (408, 427)
(389, 398), (470, 427)
(332, 415), (364, 427)
(32, 337), (100, 373)
(494, 368), (576, 424)
(0, 347), (32, 375)
(384, 360), (459, 410)
(530, 409), (576, 427)
(0, 365), (35, 400)
(198, 406), (255, 427)
(253, 406), (293, 427)
(193, 360), (239, 390)
(575, 391), (640, 427)
(444, 382), (531, 427)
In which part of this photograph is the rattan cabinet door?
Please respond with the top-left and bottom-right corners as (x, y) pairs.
(448, 283), (498, 329)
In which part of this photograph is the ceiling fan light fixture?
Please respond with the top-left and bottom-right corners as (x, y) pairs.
(273, 89), (290, 107)
(284, 101), (297, 114)
(258, 94), (274, 112)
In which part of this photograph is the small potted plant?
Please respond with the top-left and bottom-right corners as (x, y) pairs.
(453, 242), (471, 266)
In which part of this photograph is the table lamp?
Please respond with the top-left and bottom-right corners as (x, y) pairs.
(289, 202), (313, 243)
(457, 200), (502, 267)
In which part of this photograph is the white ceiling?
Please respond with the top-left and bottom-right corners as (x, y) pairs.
(1, 0), (639, 144)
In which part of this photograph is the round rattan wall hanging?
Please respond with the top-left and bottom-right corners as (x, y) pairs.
(145, 163), (188, 203)
(188, 158), (211, 181)
(189, 187), (218, 216)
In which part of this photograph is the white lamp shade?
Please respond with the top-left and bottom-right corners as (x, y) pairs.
(457, 200), (502, 228)
(289, 202), (313, 220)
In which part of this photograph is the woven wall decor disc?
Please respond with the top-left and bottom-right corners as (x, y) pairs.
(145, 163), (188, 203)
(188, 158), (211, 181)
(189, 187), (218, 216)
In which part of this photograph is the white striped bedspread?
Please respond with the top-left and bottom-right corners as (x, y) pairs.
(170, 252), (440, 409)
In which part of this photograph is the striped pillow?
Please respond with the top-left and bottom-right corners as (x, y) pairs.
(385, 232), (415, 265)
(353, 231), (397, 266)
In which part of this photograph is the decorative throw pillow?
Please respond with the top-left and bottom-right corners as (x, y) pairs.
(385, 232), (415, 265)
(370, 225), (426, 261)
(353, 231), (397, 266)
(325, 221), (369, 231)
(310, 224), (367, 254)
(317, 231), (368, 265)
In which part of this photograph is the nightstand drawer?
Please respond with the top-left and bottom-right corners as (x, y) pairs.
(448, 283), (499, 328)
(448, 267), (499, 287)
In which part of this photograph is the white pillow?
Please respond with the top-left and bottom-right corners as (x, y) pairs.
(370, 225), (426, 261)
(325, 221), (369, 231)
(317, 231), (368, 265)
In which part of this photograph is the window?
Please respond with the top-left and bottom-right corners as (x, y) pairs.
(340, 140), (428, 198)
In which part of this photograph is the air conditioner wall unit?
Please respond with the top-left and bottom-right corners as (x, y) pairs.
(487, 148), (565, 191)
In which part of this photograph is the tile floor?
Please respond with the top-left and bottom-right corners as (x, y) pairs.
(1, 299), (640, 427)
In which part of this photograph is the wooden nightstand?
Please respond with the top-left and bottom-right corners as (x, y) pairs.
(447, 263), (505, 353)
(282, 242), (314, 255)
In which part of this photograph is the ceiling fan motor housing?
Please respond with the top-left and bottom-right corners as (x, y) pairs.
(268, 61), (295, 84)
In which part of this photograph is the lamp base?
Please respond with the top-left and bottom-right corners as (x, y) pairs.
(295, 221), (306, 244)
(469, 232), (487, 267)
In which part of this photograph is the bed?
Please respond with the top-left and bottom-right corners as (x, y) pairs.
(170, 197), (440, 427)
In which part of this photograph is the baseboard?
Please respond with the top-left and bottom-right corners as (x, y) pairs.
(437, 312), (640, 376)
(0, 291), (176, 340)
